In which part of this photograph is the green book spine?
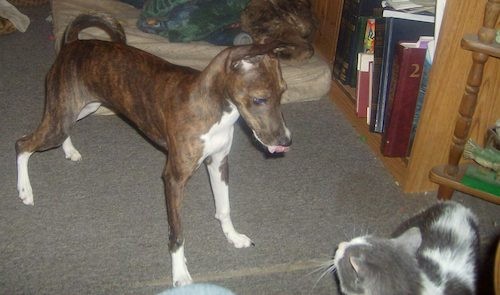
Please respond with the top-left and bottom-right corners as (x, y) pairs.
(348, 16), (370, 87)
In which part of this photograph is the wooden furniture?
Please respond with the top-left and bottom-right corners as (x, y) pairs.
(429, 0), (500, 204)
(312, 0), (343, 62)
(312, 0), (500, 194)
(496, 240), (500, 295)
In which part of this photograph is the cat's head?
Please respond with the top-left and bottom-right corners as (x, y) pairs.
(333, 227), (422, 295)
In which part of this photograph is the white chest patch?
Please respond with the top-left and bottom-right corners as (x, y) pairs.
(198, 102), (240, 164)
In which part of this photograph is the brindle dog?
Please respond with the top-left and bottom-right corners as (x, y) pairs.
(15, 13), (291, 287)
(241, 0), (316, 62)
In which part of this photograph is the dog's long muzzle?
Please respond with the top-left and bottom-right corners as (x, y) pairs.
(253, 126), (292, 154)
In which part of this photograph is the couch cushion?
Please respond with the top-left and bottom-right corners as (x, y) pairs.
(51, 0), (331, 103)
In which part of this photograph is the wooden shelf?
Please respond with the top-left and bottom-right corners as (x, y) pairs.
(314, 0), (500, 194)
(462, 34), (500, 58)
(429, 163), (500, 205)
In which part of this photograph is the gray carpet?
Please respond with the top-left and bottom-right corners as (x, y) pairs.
(1, 4), (499, 295)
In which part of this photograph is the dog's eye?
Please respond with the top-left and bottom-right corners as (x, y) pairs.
(253, 97), (268, 105)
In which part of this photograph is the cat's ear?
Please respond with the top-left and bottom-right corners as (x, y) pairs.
(392, 227), (422, 255)
(349, 256), (362, 274)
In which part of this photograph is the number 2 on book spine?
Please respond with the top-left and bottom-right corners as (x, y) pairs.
(410, 64), (421, 78)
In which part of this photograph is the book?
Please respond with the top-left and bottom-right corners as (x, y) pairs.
(356, 53), (374, 118)
(348, 16), (371, 86)
(381, 38), (431, 157)
(383, 0), (436, 12)
(367, 60), (375, 124)
(372, 17), (434, 133)
(382, 9), (435, 23)
(406, 1), (446, 155)
(363, 18), (376, 53)
(385, 0), (423, 11)
(333, 0), (381, 85)
(407, 49), (431, 155)
(368, 17), (385, 131)
(349, 17), (377, 86)
(332, 1), (356, 83)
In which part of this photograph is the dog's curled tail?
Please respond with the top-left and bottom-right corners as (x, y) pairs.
(62, 12), (126, 47)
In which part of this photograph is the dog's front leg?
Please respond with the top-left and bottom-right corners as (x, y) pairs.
(206, 151), (254, 248)
(163, 163), (193, 287)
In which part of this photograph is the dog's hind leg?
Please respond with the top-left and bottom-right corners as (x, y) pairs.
(15, 99), (80, 205)
(16, 128), (69, 205)
(76, 102), (101, 120)
(16, 119), (72, 205)
(163, 159), (194, 287)
(61, 102), (101, 161)
(206, 151), (254, 248)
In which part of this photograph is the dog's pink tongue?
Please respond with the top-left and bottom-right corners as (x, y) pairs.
(268, 145), (289, 154)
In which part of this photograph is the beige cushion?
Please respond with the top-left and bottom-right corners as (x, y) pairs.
(51, 0), (332, 103)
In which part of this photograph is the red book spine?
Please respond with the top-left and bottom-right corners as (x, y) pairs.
(356, 53), (373, 118)
(381, 44), (426, 157)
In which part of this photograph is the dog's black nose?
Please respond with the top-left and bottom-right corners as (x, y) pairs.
(279, 135), (292, 147)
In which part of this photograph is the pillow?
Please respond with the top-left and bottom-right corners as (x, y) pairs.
(138, 0), (249, 43)
(119, 0), (146, 9)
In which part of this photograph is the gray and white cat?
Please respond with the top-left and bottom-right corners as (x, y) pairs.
(330, 201), (479, 295)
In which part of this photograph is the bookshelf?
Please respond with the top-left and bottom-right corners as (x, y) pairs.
(312, 0), (500, 193)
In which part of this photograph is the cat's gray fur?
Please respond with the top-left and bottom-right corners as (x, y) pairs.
(331, 201), (479, 295)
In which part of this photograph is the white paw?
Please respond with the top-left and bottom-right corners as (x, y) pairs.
(18, 187), (34, 205)
(65, 150), (82, 162)
(62, 138), (82, 161)
(171, 244), (193, 287)
(226, 231), (254, 248)
(17, 152), (34, 205)
(172, 273), (193, 288)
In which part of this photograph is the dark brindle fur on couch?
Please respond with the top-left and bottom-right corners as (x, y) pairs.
(241, 0), (316, 62)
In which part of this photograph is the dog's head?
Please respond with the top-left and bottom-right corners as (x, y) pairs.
(223, 43), (292, 154)
(240, 0), (316, 62)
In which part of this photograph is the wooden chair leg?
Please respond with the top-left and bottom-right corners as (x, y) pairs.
(444, 51), (488, 177)
(495, 240), (500, 295)
(437, 184), (455, 200)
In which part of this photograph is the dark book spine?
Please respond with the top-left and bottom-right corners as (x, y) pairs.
(373, 18), (435, 133)
(381, 45), (426, 157)
(373, 17), (395, 133)
(358, 0), (383, 15)
(348, 16), (369, 87)
(382, 46), (402, 142)
(334, 0), (380, 85)
(332, 0), (354, 82)
(368, 17), (385, 132)
(342, 18), (357, 84)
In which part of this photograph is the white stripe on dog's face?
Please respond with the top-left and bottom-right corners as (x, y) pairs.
(240, 60), (254, 71)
